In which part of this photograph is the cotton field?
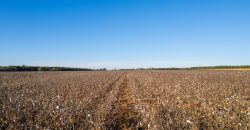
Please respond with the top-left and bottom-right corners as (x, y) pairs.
(0, 71), (249, 129)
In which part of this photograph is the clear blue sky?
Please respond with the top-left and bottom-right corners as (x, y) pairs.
(0, 0), (249, 69)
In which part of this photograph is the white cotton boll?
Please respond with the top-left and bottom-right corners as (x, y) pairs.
(186, 119), (193, 124)
(36, 124), (40, 129)
(56, 106), (59, 109)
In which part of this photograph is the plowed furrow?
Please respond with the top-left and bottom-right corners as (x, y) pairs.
(77, 74), (124, 129)
(105, 74), (144, 130)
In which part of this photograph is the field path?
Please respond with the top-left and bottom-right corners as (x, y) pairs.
(79, 73), (125, 129)
(76, 73), (153, 129)
(105, 73), (144, 130)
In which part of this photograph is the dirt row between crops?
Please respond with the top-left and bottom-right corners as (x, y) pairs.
(105, 73), (146, 130)
(79, 73), (125, 129)
(40, 72), (159, 129)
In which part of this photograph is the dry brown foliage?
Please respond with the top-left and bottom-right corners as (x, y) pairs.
(0, 71), (249, 129)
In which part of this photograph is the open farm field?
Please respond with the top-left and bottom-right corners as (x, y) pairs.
(0, 71), (249, 129)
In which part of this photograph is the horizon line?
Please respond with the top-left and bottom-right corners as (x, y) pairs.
(1, 64), (250, 70)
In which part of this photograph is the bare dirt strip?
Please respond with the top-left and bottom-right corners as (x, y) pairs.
(105, 73), (145, 130)
(80, 73), (157, 129)
(76, 74), (124, 129)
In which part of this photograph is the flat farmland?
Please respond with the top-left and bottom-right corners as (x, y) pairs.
(0, 71), (249, 129)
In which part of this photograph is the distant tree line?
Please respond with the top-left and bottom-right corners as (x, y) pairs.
(148, 66), (250, 70)
(1, 65), (249, 71)
(118, 65), (250, 71)
(148, 68), (185, 70)
(0, 66), (97, 71)
(189, 65), (250, 70)
(118, 67), (184, 71)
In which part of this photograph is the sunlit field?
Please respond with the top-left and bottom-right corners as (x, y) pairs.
(1, 71), (249, 129)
